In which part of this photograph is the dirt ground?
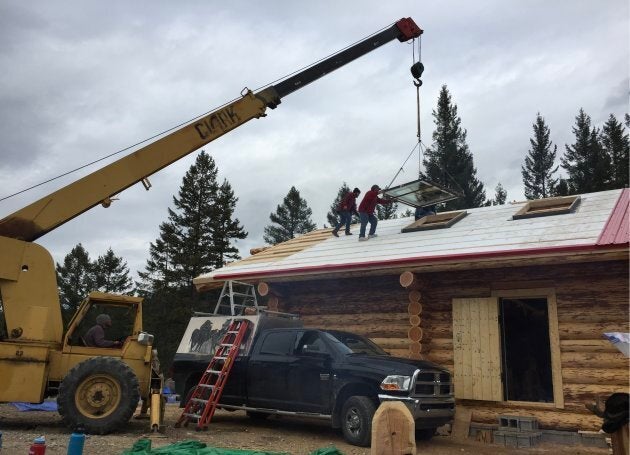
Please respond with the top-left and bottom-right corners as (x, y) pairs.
(0, 403), (610, 454)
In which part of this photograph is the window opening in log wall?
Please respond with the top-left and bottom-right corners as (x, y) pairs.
(499, 297), (554, 403)
(0, 290), (7, 339)
(512, 195), (580, 220)
(402, 211), (467, 233)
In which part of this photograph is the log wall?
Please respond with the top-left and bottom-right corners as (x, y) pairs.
(271, 259), (629, 432)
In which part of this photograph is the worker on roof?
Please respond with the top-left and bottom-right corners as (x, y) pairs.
(357, 184), (392, 242)
(332, 187), (361, 237)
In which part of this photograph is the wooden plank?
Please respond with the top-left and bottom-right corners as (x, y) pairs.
(547, 291), (565, 409)
(478, 298), (492, 401)
(560, 339), (620, 353)
(452, 299), (465, 398)
(487, 298), (503, 401)
(461, 301), (473, 399)
(469, 300), (482, 400)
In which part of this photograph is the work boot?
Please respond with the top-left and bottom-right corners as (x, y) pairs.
(359, 237), (369, 242)
(345, 232), (353, 235)
(332, 230), (339, 237)
(368, 234), (378, 238)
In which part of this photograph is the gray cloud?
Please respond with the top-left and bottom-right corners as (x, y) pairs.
(0, 0), (627, 281)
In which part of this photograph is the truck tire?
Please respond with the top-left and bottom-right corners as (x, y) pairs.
(57, 357), (140, 434)
(340, 396), (376, 447)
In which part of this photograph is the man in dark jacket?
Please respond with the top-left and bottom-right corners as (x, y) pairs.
(332, 187), (361, 237)
(357, 184), (392, 241)
(84, 313), (122, 348)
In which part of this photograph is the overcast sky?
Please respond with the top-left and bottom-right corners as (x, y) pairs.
(0, 1), (627, 279)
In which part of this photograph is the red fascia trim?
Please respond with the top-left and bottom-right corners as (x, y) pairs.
(213, 243), (621, 281)
(598, 189), (630, 245)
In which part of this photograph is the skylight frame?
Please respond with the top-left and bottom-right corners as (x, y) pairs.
(381, 178), (461, 208)
(402, 210), (468, 233)
(512, 196), (581, 220)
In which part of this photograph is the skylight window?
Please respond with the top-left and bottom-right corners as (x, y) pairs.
(381, 178), (461, 208)
(402, 211), (467, 233)
(512, 195), (580, 220)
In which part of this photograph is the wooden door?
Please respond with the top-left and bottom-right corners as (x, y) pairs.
(452, 297), (502, 401)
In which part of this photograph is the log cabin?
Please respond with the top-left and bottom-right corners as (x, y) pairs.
(194, 188), (629, 434)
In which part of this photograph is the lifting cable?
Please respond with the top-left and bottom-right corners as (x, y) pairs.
(0, 23), (395, 204)
(385, 35), (425, 190)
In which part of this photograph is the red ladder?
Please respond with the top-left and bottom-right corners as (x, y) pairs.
(176, 318), (250, 430)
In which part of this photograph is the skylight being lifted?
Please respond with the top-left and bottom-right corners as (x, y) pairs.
(381, 178), (461, 208)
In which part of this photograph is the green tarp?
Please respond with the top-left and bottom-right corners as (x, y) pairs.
(122, 439), (344, 455)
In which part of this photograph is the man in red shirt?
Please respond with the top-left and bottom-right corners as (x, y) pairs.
(332, 187), (361, 237)
(357, 184), (392, 241)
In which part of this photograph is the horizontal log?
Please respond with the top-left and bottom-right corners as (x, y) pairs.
(429, 322), (452, 339)
(290, 299), (407, 316)
(559, 322), (630, 340)
(468, 405), (601, 431)
(560, 339), (619, 353)
(387, 348), (410, 358)
(408, 301), (422, 316)
(557, 306), (629, 323)
(301, 312), (408, 326)
(562, 368), (629, 386)
(307, 323), (410, 338)
(431, 338), (453, 350)
(561, 351), (629, 369)
(408, 290), (422, 304)
(427, 350), (452, 365)
(370, 338), (410, 349)
(563, 383), (629, 407)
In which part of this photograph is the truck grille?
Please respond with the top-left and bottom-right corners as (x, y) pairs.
(412, 370), (453, 397)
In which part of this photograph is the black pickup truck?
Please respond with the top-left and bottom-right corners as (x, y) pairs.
(172, 316), (454, 447)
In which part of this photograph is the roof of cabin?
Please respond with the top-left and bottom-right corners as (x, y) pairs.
(195, 188), (629, 290)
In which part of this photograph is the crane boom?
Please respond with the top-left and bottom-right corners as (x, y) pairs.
(0, 18), (421, 242)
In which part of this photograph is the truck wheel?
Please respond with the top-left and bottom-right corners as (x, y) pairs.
(340, 396), (375, 447)
(416, 428), (436, 441)
(58, 357), (140, 434)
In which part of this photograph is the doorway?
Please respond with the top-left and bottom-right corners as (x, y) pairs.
(499, 297), (554, 402)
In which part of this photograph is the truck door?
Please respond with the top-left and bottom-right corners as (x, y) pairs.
(247, 330), (297, 410)
(286, 331), (333, 414)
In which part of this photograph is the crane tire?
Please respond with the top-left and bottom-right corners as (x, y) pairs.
(57, 356), (140, 434)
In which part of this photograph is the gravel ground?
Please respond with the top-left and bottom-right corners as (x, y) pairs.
(0, 403), (610, 454)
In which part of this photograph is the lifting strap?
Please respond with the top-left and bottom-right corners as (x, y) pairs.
(176, 318), (251, 430)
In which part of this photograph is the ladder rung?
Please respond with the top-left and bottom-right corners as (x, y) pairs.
(183, 413), (201, 419)
(214, 356), (227, 360)
(197, 384), (215, 389)
(191, 398), (208, 404)
(206, 369), (223, 374)
(220, 343), (234, 347)
(227, 331), (240, 334)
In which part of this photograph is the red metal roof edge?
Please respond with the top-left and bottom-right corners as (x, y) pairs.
(213, 242), (625, 281)
(597, 188), (630, 245)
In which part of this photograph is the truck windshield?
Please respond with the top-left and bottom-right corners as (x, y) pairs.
(324, 331), (388, 356)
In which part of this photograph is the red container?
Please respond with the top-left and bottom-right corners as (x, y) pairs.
(28, 436), (46, 455)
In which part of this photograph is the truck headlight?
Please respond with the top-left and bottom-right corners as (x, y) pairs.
(380, 375), (412, 391)
(138, 331), (154, 346)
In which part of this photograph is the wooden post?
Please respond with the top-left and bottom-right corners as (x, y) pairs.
(371, 402), (416, 455)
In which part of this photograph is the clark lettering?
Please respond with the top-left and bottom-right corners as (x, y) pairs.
(194, 106), (240, 139)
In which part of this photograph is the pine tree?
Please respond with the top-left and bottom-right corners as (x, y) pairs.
(561, 109), (611, 194)
(56, 244), (95, 326)
(94, 247), (133, 293)
(493, 183), (508, 205)
(521, 113), (559, 199)
(423, 85), (486, 209)
(601, 114), (629, 189)
(209, 180), (247, 268)
(137, 150), (245, 371)
(327, 183), (352, 227)
(263, 186), (317, 245)
(376, 200), (399, 220)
